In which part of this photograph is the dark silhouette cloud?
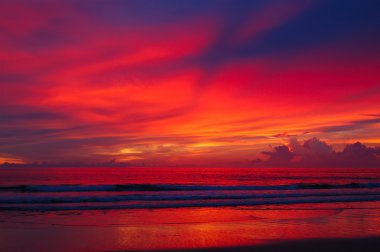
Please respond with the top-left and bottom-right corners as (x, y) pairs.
(339, 142), (380, 167)
(290, 137), (334, 156)
(262, 145), (294, 165)
(260, 138), (380, 168)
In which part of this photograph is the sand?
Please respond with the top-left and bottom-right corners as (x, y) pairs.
(129, 237), (380, 252)
(1, 202), (380, 251)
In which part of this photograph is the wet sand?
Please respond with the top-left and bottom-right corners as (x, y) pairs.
(144, 237), (380, 252)
(1, 201), (380, 251)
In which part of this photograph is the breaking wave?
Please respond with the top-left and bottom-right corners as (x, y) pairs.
(1, 182), (380, 193)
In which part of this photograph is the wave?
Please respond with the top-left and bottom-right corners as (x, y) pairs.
(1, 194), (380, 211)
(1, 190), (380, 204)
(1, 182), (380, 193)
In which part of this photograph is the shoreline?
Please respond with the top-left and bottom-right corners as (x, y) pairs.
(1, 205), (380, 252)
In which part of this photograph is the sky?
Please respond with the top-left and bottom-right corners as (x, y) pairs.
(0, 0), (380, 167)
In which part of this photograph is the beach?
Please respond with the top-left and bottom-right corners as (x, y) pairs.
(0, 167), (380, 251)
(149, 237), (380, 252)
(1, 204), (380, 251)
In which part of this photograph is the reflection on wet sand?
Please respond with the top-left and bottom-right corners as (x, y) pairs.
(1, 201), (380, 251)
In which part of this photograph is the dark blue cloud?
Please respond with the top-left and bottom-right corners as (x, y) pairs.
(0, 106), (67, 124)
(315, 116), (380, 133)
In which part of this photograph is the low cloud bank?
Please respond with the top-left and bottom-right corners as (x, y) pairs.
(259, 138), (380, 168)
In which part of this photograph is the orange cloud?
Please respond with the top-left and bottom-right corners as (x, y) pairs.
(0, 0), (379, 165)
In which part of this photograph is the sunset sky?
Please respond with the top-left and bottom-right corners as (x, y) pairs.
(1, 0), (379, 167)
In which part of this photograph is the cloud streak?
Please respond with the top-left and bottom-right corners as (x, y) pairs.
(0, 0), (379, 165)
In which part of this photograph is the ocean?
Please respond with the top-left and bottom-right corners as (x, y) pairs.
(1, 167), (380, 211)
(1, 167), (380, 251)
